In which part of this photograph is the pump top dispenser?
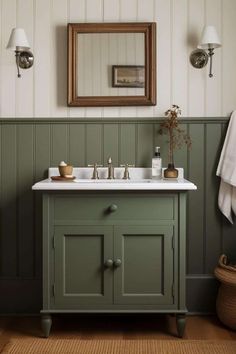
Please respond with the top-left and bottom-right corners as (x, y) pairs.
(155, 147), (160, 157)
(152, 146), (162, 179)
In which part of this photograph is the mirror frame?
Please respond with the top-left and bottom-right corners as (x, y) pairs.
(68, 22), (156, 107)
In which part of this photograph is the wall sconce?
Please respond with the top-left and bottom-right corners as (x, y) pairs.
(6, 28), (34, 78)
(190, 25), (221, 78)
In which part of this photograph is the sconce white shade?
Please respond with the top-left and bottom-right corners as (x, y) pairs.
(6, 28), (30, 51)
(197, 25), (221, 50)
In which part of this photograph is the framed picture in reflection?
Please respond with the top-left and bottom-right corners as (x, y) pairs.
(112, 65), (145, 88)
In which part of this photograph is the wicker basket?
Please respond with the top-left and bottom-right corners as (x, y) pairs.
(214, 254), (236, 330)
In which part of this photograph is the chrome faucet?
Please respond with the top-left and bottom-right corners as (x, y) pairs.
(107, 157), (114, 179)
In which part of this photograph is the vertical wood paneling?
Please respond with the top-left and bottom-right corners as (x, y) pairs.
(137, 0), (154, 117)
(137, 0), (153, 21)
(222, 0), (236, 116)
(1, 125), (17, 276)
(16, 0), (34, 117)
(68, 124), (86, 166)
(154, 0), (171, 116)
(119, 124), (136, 165)
(103, 124), (119, 166)
(172, 0), (188, 116)
(86, 124), (103, 164)
(86, 0), (103, 21)
(0, 0), (16, 117)
(120, 0), (136, 21)
(83, 35), (92, 96)
(104, 0), (120, 20)
(154, 123), (169, 167)
(119, 0), (137, 118)
(34, 125), (50, 277)
(173, 123), (188, 174)
(100, 34), (109, 97)
(92, 35), (102, 96)
(35, 125), (51, 180)
(103, 0), (120, 117)
(51, 0), (68, 117)
(222, 222), (236, 262)
(126, 33), (139, 97)
(0, 0), (236, 117)
(18, 125), (34, 276)
(69, 0), (86, 118)
(0, 1), (1, 115)
(188, 0), (205, 117)
(0, 119), (236, 314)
(77, 34), (85, 97)
(51, 124), (68, 166)
(0, 124), (1, 275)
(136, 123), (154, 167)
(34, 0), (51, 117)
(85, 0), (103, 118)
(188, 124), (205, 274)
(205, 124), (222, 273)
(205, 0), (222, 116)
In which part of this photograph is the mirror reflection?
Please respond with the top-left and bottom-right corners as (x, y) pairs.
(77, 33), (145, 97)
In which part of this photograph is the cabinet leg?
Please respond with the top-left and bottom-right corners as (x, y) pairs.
(176, 314), (186, 338)
(41, 314), (52, 338)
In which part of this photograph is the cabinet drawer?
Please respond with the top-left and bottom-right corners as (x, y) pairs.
(53, 194), (176, 222)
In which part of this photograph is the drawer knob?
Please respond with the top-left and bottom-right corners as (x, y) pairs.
(104, 259), (113, 268)
(114, 259), (122, 267)
(109, 204), (118, 212)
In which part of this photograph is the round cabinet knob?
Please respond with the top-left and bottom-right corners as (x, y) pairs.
(114, 259), (122, 268)
(109, 204), (118, 212)
(104, 259), (113, 268)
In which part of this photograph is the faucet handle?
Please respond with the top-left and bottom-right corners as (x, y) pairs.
(120, 164), (135, 168)
(88, 163), (103, 167)
(88, 163), (103, 179)
(120, 164), (135, 180)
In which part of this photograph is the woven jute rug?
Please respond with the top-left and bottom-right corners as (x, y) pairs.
(1, 339), (236, 354)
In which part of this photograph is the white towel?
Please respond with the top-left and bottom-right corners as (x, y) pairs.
(216, 111), (236, 223)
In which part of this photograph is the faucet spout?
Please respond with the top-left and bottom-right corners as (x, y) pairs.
(107, 157), (114, 179)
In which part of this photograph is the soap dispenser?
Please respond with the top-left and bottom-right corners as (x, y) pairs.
(152, 147), (162, 179)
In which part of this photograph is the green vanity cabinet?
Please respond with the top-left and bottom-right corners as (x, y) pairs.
(41, 191), (187, 338)
(54, 225), (114, 308)
(113, 225), (174, 305)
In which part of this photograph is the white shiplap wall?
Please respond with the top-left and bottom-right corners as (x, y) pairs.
(0, 0), (235, 118)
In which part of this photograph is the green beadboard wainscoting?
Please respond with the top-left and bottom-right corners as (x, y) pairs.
(0, 117), (235, 313)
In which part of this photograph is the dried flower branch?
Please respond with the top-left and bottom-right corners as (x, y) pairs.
(159, 105), (191, 165)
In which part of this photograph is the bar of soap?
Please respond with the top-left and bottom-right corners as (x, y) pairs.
(59, 161), (67, 166)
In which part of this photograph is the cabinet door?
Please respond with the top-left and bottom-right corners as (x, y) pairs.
(54, 226), (113, 308)
(114, 225), (174, 305)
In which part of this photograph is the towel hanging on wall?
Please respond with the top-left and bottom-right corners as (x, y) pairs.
(216, 111), (236, 223)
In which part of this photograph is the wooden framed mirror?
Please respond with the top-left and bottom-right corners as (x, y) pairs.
(68, 22), (156, 107)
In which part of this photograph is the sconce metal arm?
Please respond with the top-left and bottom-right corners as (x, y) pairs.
(208, 48), (214, 78)
(15, 51), (21, 78)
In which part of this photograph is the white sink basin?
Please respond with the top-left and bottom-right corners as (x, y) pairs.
(74, 179), (153, 183)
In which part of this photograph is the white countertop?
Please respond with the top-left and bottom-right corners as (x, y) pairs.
(32, 167), (197, 191)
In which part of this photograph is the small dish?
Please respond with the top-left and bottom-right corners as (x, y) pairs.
(51, 176), (76, 181)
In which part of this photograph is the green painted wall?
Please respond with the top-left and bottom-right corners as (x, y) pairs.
(0, 117), (235, 313)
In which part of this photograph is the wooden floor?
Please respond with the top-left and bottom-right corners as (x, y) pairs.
(0, 315), (236, 341)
